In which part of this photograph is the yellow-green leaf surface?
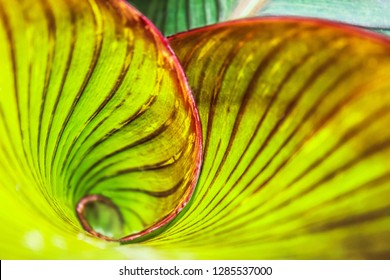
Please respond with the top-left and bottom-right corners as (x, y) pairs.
(143, 18), (390, 259)
(0, 0), (201, 258)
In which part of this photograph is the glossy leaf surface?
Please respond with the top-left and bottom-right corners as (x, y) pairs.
(259, 0), (390, 36)
(0, 0), (201, 257)
(129, 0), (267, 36)
(144, 18), (390, 259)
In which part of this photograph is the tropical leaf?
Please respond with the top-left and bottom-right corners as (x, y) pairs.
(2, 0), (390, 260)
(258, 0), (390, 36)
(0, 0), (201, 258)
(143, 18), (390, 259)
(128, 0), (267, 36)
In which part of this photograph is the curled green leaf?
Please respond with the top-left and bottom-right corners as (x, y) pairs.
(0, 0), (201, 257)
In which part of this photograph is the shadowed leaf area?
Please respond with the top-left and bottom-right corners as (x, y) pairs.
(129, 0), (267, 36)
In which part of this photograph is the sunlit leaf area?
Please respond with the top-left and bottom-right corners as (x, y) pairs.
(0, 0), (389, 259)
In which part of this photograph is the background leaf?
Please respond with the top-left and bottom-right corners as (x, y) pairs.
(258, 0), (390, 36)
(143, 18), (390, 259)
(128, 0), (267, 36)
(0, 0), (201, 257)
(129, 0), (390, 37)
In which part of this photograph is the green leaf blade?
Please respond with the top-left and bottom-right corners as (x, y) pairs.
(150, 18), (390, 259)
